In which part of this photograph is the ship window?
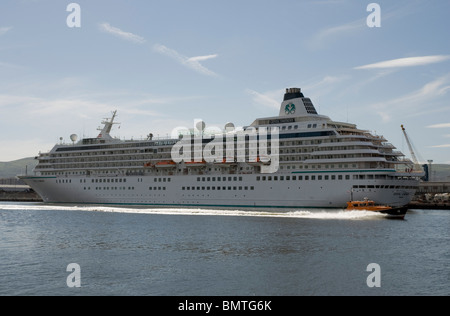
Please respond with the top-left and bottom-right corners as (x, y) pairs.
(257, 176), (260, 181)
(251, 186), (255, 190)
(338, 175), (343, 180)
(305, 176), (309, 180)
(318, 176), (322, 180)
(345, 175), (350, 180)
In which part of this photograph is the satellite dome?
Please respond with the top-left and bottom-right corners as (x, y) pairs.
(224, 122), (235, 132)
(70, 134), (78, 143)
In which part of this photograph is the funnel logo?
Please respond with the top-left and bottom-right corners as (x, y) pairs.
(285, 103), (296, 115)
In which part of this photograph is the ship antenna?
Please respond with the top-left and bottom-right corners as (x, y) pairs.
(97, 110), (120, 139)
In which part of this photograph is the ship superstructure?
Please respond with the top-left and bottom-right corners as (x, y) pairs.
(19, 88), (423, 208)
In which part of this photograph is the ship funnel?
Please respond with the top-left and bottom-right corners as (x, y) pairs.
(279, 88), (318, 117)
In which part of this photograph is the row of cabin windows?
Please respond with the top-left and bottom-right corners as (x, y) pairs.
(197, 176), (243, 182)
(257, 175), (350, 181)
(86, 186), (135, 190)
(353, 185), (416, 190)
(183, 186), (255, 191)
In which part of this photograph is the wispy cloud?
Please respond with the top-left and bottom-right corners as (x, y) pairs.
(97, 23), (218, 77)
(427, 123), (450, 129)
(153, 44), (218, 77)
(99, 23), (146, 44)
(187, 55), (218, 62)
(245, 89), (281, 110)
(355, 55), (450, 70)
(430, 144), (450, 148)
(309, 18), (364, 49)
(371, 75), (450, 122)
(0, 26), (12, 36)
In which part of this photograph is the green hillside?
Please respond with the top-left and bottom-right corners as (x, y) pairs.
(0, 157), (38, 178)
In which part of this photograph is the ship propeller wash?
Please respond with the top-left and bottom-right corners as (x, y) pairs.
(19, 88), (423, 209)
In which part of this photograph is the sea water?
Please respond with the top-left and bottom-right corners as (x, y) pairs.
(0, 202), (448, 296)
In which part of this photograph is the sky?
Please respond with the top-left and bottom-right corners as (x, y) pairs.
(0, 0), (449, 163)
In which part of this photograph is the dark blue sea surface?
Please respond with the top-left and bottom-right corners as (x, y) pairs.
(0, 202), (448, 296)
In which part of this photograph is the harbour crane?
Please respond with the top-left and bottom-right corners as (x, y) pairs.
(401, 125), (428, 180)
(401, 125), (419, 166)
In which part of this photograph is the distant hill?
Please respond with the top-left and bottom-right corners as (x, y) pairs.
(0, 157), (38, 178)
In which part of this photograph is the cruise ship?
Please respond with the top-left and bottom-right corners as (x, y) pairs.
(19, 88), (423, 209)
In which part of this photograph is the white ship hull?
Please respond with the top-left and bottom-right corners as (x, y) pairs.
(19, 88), (423, 209)
(20, 170), (418, 209)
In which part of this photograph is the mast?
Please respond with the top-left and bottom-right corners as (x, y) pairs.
(97, 110), (119, 139)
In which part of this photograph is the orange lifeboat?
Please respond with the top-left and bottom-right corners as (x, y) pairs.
(155, 161), (176, 168)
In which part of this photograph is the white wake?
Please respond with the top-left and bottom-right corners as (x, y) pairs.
(0, 203), (384, 220)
